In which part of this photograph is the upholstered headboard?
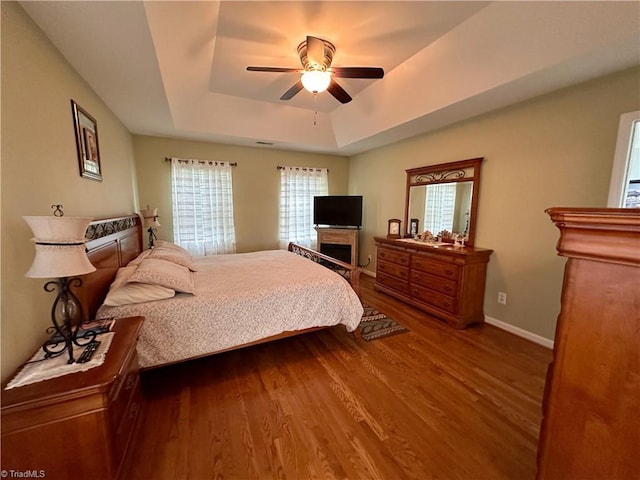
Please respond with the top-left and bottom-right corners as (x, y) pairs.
(79, 214), (143, 320)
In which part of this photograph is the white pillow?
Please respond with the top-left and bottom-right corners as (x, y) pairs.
(127, 258), (196, 294)
(109, 265), (137, 290)
(103, 282), (175, 306)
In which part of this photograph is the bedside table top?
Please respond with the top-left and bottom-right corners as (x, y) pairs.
(1, 316), (143, 409)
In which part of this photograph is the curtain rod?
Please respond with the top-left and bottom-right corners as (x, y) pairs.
(165, 157), (237, 167)
(277, 165), (329, 172)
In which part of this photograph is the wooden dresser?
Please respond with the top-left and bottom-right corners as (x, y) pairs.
(374, 236), (493, 328)
(1, 317), (144, 480)
(537, 208), (639, 479)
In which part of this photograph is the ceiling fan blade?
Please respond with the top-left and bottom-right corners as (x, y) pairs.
(280, 80), (304, 100)
(306, 35), (325, 69)
(247, 66), (301, 73)
(327, 80), (352, 104)
(331, 67), (384, 79)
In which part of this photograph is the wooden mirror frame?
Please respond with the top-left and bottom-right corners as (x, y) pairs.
(404, 157), (484, 247)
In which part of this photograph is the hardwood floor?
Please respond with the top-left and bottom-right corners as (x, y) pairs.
(120, 274), (552, 480)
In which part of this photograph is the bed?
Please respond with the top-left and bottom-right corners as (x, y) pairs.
(79, 214), (363, 369)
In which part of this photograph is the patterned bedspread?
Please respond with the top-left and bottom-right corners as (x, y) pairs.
(96, 249), (363, 368)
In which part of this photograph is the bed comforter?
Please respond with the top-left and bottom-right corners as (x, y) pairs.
(96, 249), (363, 368)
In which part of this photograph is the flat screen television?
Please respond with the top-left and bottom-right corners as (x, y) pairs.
(313, 195), (363, 228)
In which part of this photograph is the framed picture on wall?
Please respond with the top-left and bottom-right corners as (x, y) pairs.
(71, 99), (102, 181)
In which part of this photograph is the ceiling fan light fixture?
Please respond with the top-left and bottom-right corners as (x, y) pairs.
(301, 70), (331, 94)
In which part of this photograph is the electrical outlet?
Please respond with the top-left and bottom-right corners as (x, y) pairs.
(498, 292), (507, 305)
(367, 254), (372, 262)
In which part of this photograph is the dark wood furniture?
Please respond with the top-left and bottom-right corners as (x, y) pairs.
(315, 226), (359, 266)
(374, 236), (492, 328)
(1, 317), (144, 480)
(537, 208), (639, 479)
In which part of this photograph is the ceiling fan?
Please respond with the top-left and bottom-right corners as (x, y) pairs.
(246, 35), (384, 104)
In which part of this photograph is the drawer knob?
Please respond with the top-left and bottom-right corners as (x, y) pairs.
(129, 401), (140, 420)
(445, 270), (453, 276)
(443, 286), (452, 293)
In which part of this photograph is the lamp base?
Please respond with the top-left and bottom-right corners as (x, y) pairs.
(41, 277), (97, 364)
(147, 227), (157, 249)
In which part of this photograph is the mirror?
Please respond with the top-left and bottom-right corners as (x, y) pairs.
(404, 158), (483, 246)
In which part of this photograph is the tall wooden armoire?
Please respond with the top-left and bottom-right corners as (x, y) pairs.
(537, 208), (640, 479)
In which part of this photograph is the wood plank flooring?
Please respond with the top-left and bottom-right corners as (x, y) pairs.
(121, 274), (552, 479)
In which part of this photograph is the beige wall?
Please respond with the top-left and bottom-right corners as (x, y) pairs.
(1, 2), (139, 381)
(133, 135), (349, 253)
(350, 66), (640, 341)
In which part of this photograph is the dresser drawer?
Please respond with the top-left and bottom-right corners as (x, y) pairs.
(378, 247), (410, 266)
(377, 259), (409, 280)
(411, 284), (457, 313)
(412, 256), (460, 280)
(108, 350), (139, 430)
(376, 271), (409, 294)
(111, 377), (143, 470)
(410, 271), (457, 296)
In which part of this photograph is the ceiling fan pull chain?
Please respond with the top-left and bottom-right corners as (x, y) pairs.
(313, 93), (318, 126)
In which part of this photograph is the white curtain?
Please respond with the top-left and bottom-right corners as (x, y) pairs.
(279, 166), (328, 249)
(424, 182), (457, 234)
(171, 158), (236, 256)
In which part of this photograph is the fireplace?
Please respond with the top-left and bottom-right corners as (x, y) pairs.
(314, 227), (359, 266)
(319, 243), (352, 264)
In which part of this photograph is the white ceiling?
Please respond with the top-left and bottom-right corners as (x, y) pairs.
(20, 1), (640, 156)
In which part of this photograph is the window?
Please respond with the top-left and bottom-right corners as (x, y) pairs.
(608, 110), (640, 208)
(171, 158), (236, 256)
(423, 182), (457, 234)
(279, 166), (328, 249)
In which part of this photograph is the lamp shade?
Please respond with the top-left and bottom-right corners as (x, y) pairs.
(23, 216), (96, 278)
(301, 70), (331, 93)
(141, 206), (160, 227)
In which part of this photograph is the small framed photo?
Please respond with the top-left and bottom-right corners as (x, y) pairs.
(409, 218), (419, 236)
(71, 99), (102, 181)
(387, 218), (402, 239)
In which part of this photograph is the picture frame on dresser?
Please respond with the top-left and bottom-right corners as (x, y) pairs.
(387, 219), (402, 239)
(409, 218), (419, 236)
(71, 99), (102, 181)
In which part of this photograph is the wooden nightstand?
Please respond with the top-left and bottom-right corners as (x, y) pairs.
(1, 317), (144, 480)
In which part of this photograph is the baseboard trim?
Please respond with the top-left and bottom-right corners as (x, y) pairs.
(485, 315), (554, 349)
(361, 269), (553, 349)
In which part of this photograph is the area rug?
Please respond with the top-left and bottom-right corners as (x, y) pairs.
(358, 304), (409, 341)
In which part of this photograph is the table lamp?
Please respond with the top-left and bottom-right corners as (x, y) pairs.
(23, 206), (97, 364)
(141, 205), (160, 248)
